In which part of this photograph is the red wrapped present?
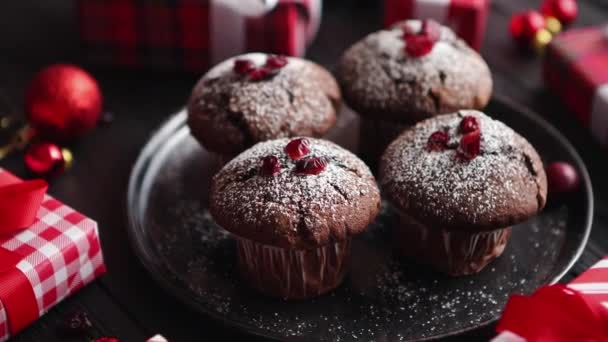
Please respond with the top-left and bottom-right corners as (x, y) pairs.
(492, 257), (608, 341)
(77, 0), (322, 72)
(544, 24), (608, 147)
(384, 0), (489, 50)
(0, 168), (106, 341)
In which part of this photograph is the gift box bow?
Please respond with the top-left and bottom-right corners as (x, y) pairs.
(494, 258), (608, 342)
(0, 169), (106, 341)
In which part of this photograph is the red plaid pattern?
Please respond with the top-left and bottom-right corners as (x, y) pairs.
(77, 0), (318, 71)
(568, 258), (608, 310)
(544, 26), (608, 144)
(0, 169), (106, 341)
(384, 0), (489, 50)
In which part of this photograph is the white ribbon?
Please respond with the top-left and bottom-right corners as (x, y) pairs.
(591, 84), (608, 145)
(412, 0), (450, 22)
(210, 0), (279, 64)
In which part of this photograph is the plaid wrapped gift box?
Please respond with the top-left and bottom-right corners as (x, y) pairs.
(544, 24), (608, 147)
(77, 0), (321, 72)
(384, 0), (489, 50)
(0, 169), (106, 341)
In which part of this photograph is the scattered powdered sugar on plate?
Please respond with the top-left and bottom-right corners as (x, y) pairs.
(131, 113), (577, 341)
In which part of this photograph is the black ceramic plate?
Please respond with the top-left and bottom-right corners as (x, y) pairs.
(127, 96), (592, 341)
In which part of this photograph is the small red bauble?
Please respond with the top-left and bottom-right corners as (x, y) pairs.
(460, 116), (479, 133)
(427, 131), (449, 151)
(541, 0), (578, 26)
(24, 142), (66, 176)
(295, 157), (328, 175)
(284, 138), (311, 160)
(457, 130), (481, 160)
(260, 155), (281, 176)
(25, 64), (102, 141)
(510, 11), (546, 43)
(546, 161), (580, 195)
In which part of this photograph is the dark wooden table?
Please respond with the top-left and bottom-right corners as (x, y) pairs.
(1, 1), (607, 341)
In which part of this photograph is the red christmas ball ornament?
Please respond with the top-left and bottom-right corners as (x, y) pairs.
(541, 0), (578, 26)
(25, 64), (102, 141)
(24, 142), (72, 177)
(546, 161), (580, 196)
(510, 11), (546, 44)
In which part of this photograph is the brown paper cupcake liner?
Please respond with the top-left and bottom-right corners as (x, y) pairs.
(396, 212), (511, 276)
(236, 238), (351, 299)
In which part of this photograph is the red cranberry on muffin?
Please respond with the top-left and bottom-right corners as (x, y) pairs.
(337, 19), (492, 168)
(210, 137), (380, 299)
(379, 110), (547, 276)
(188, 53), (341, 163)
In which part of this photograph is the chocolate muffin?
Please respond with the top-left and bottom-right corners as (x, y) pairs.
(188, 53), (341, 163)
(210, 137), (380, 299)
(336, 19), (492, 168)
(379, 110), (547, 276)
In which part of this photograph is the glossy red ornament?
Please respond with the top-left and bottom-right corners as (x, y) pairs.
(24, 142), (66, 177)
(25, 64), (102, 141)
(509, 11), (546, 44)
(546, 161), (580, 195)
(541, 0), (578, 26)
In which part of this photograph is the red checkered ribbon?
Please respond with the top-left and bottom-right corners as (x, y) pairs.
(544, 25), (608, 146)
(384, 0), (489, 50)
(77, 0), (321, 71)
(0, 169), (106, 341)
(492, 257), (608, 342)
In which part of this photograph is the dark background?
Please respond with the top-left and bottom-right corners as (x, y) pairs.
(0, 1), (607, 341)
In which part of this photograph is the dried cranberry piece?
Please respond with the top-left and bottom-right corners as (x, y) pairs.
(427, 130), (449, 151)
(248, 67), (278, 81)
(233, 59), (255, 75)
(260, 155), (281, 176)
(295, 157), (328, 175)
(93, 338), (120, 342)
(404, 34), (435, 57)
(284, 138), (311, 160)
(457, 130), (481, 160)
(422, 19), (441, 42)
(265, 55), (288, 69)
(58, 311), (93, 337)
(460, 116), (480, 133)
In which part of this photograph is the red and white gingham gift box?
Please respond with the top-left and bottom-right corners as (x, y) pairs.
(0, 169), (106, 341)
(384, 0), (489, 50)
(77, 0), (322, 72)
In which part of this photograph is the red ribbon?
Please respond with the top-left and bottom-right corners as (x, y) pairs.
(0, 170), (48, 336)
(497, 284), (608, 342)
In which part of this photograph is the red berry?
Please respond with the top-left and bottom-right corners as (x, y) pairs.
(457, 130), (481, 160)
(460, 116), (479, 133)
(248, 67), (276, 81)
(546, 161), (580, 195)
(523, 11), (546, 41)
(404, 34), (435, 57)
(541, 0), (577, 26)
(427, 131), (449, 151)
(284, 138), (311, 160)
(422, 19), (441, 42)
(233, 59), (255, 75)
(93, 338), (120, 342)
(295, 157), (328, 175)
(260, 155), (281, 176)
(265, 55), (288, 69)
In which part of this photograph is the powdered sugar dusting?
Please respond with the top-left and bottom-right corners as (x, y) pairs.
(211, 138), (380, 249)
(381, 110), (544, 227)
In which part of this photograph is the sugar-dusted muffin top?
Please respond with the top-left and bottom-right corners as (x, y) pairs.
(380, 110), (547, 232)
(188, 53), (341, 156)
(337, 20), (492, 124)
(210, 138), (381, 249)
